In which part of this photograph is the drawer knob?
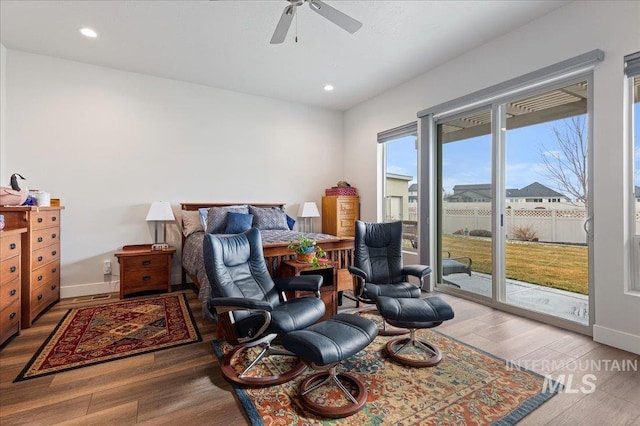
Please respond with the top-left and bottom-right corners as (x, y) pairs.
(142, 275), (152, 281)
(37, 294), (43, 301)
(38, 275), (43, 281)
(142, 260), (151, 266)
(52, 233), (57, 239)
(38, 237), (43, 242)
(38, 256), (43, 262)
(10, 289), (16, 296)
(52, 250), (57, 256)
(9, 243), (16, 250)
(52, 267), (57, 273)
(38, 217), (43, 223)
(51, 284), (57, 290)
(9, 312), (16, 320)
(52, 217), (57, 222)
(10, 266), (16, 273)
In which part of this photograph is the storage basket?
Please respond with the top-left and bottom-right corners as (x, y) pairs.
(325, 187), (357, 196)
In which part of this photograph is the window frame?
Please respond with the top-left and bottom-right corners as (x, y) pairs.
(625, 52), (640, 292)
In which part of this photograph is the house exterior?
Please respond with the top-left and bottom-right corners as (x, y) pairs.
(445, 182), (570, 204)
(385, 173), (412, 221)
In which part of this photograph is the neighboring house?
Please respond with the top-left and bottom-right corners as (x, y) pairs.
(636, 185), (640, 202)
(408, 183), (418, 203)
(385, 173), (412, 220)
(445, 182), (570, 203)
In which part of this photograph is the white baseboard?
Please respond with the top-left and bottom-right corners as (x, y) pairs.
(593, 324), (640, 355)
(60, 280), (120, 299)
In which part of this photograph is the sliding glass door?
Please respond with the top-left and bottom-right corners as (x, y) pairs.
(432, 78), (592, 330)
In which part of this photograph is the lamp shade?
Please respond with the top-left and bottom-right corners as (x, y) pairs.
(146, 201), (175, 222)
(297, 202), (320, 218)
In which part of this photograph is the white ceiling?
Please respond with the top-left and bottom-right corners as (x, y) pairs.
(0, 0), (570, 111)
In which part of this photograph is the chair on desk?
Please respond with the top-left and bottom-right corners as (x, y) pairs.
(203, 228), (326, 387)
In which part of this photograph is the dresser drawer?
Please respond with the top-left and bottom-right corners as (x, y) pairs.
(122, 254), (168, 271)
(338, 219), (355, 235)
(0, 277), (20, 311)
(31, 261), (60, 288)
(31, 227), (60, 250)
(0, 233), (21, 262)
(0, 298), (20, 341)
(30, 278), (59, 317)
(0, 257), (21, 286)
(337, 200), (357, 218)
(32, 244), (60, 268)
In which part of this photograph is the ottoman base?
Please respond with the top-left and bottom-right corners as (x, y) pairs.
(299, 366), (367, 418)
(385, 329), (443, 367)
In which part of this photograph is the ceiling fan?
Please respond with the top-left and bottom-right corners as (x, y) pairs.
(270, 0), (363, 44)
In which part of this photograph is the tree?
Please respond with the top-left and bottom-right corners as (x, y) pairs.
(539, 116), (588, 204)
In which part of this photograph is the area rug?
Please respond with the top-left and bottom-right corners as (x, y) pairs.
(15, 293), (201, 382)
(212, 312), (561, 425)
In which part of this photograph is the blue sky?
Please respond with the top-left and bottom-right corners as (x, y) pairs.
(386, 103), (640, 196)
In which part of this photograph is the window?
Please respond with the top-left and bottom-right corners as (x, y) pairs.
(378, 122), (418, 252)
(625, 52), (640, 289)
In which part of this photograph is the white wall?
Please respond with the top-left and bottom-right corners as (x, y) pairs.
(344, 1), (640, 354)
(1, 44), (6, 184)
(5, 50), (343, 297)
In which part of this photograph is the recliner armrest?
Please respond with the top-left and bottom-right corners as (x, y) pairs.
(403, 264), (432, 278)
(274, 275), (323, 295)
(210, 297), (272, 312)
(348, 266), (368, 281)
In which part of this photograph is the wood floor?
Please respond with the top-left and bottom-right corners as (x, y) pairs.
(1, 289), (639, 425)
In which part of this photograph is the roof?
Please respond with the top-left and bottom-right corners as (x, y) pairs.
(448, 182), (568, 200)
(408, 183), (418, 192)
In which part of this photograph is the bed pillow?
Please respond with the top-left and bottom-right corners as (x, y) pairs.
(286, 214), (296, 230)
(224, 212), (254, 234)
(182, 210), (203, 237)
(249, 205), (289, 230)
(198, 208), (209, 230)
(206, 205), (249, 234)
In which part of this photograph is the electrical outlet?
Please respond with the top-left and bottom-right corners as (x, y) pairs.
(103, 260), (112, 275)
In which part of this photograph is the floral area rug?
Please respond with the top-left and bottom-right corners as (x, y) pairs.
(15, 293), (201, 382)
(212, 311), (561, 425)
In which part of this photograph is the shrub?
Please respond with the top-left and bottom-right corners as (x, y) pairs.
(511, 225), (539, 242)
(469, 229), (491, 238)
(452, 229), (465, 235)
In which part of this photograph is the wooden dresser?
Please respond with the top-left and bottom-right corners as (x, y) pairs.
(0, 207), (63, 328)
(0, 228), (26, 346)
(321, 196), (359, 237)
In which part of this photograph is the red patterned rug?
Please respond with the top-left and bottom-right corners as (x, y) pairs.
(212, 310), (562, 425)
(15, 293), (201, 382)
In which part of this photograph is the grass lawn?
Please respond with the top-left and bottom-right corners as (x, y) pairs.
(442, 234), (588, 295)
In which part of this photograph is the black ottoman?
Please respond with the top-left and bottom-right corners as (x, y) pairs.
(376, 296), (454, 367)
(281, 313), (378, 418)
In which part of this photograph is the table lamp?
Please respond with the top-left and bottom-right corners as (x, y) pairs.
(146, 201), (175, 249)
(297, 202), (320, 233)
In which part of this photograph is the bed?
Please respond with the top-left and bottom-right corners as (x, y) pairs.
(180, 203), (355, 321)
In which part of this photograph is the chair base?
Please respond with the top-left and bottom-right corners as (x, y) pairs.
(385, 330), (442, 367)
(298, 368), (367, 418)
(220, 344), (307, 387)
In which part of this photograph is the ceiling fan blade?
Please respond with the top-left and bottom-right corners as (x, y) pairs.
(308, 0), (362, 34)
(270, 4), (296, 44)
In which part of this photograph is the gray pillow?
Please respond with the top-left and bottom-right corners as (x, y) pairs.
(249, 205), (289, 230)
(206, 205), (249, 234)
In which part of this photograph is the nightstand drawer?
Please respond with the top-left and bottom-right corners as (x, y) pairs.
(0, 233), (21, 262)
(31, 228), (60, 250)
(122, 255), (168, 271)
(122, 268), (168, 293)
(0, 257), (21, 286)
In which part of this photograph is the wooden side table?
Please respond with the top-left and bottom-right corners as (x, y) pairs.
(279, 260), (337, 322)
(114, 244), (175, 299)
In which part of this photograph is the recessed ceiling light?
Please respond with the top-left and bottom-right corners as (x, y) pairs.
(324, 84), (334, 92)
(79, 28), (98, 38)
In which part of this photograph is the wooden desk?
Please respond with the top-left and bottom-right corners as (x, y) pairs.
(279, 260), (336, 322)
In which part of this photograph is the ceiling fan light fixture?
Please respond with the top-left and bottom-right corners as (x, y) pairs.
(324, 84), (334, 91)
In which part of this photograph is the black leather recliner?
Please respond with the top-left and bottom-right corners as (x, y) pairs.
(203, 227), (326, 387)
(349, 220), (432, 335)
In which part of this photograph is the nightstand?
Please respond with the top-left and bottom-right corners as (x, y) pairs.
(114, 244), (175, 299)
(279, 260), (336, 322)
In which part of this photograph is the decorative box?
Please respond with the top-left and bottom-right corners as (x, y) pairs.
(325, 187), (357, 196)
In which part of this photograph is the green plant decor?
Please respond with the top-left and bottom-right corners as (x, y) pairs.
(287, 235), (317, 254)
